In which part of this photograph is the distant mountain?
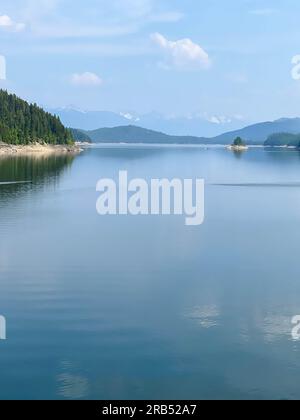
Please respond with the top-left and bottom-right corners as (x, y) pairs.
(213, 118), (300, 145)
(50, 107), (246, 137)
(135, 112), (245, 137)
(73, 118), (300, 145)
(50, 108), (128, 131)
(55, 104), (300, 145)
(70, 128), (92, 143)
(86, 126), (203, 144)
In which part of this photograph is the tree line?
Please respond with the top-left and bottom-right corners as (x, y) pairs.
(0, 90), (74, 145)
(264, 132), (300, 147)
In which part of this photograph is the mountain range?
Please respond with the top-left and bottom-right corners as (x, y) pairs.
(49, 107), (246, 138)
(77, 126), (201, 144)
(212, 118), (300, 145)
(70, 118), (300, 146)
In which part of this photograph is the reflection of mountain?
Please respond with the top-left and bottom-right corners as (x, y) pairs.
(0, 154), (75, 198)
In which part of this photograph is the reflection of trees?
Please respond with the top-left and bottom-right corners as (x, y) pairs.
(263, 147), (300, 161)
(232, 150), (244, 159)
(0, 154), (75, 198)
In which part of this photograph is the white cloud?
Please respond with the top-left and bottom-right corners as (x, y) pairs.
(0, 15), (25, 32)
(151, 33), (211, 71)
(70, 72), (103, 87)
(11, 0), (182, 39)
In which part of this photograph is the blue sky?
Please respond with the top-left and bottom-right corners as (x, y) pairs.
(1, 0), (300, 123)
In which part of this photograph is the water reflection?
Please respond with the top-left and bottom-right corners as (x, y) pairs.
(57, 361), (89, 400)
(184, 305), (220, 329)
(262, 314), (292, 343)
(1, 147), (300, 399)
(0, 154), (75, 200)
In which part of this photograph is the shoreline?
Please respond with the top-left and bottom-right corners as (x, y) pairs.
(83, 142), (228, 148)
(227, 145), (249, 152)
(0, 142), (83, 156)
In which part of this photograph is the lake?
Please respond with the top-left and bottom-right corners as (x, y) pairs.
(1, 145), (300, 400)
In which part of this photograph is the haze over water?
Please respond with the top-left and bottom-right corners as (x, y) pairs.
(1, 146), (300, 400)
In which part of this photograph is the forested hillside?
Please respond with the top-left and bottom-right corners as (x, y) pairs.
(0, 90), (74, 145)
(264, 132), (300, 147)
(84, 125), (202, 144)
(69, 128), (92, 143)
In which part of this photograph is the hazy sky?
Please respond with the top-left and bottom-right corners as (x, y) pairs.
(1, 0), (300, 123)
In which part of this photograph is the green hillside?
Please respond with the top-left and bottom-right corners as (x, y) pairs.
(0, 90), (74, 145)
(86, 125), (203, 144)
(75, 120), (300, 146)
(69, 128), (92, 143)
(264, 132), (300, 147)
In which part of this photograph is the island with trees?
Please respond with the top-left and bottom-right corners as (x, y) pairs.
(227, 137), (249, 151)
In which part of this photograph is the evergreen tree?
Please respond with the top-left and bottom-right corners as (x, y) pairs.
(0, 90), (74, 145)
(233, 137), (245, 146)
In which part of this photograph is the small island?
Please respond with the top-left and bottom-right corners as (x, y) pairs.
(227, 137), (249, 151)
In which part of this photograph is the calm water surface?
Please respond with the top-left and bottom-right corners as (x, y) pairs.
(1, 146), (300, 400)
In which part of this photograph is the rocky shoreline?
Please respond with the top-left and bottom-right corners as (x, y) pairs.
(227, 145), (249, 152)
(0, 142), (83, 156)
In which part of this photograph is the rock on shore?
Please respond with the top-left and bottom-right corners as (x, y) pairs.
(226, 145), (249, 152)
(0, 142), (83, 156)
